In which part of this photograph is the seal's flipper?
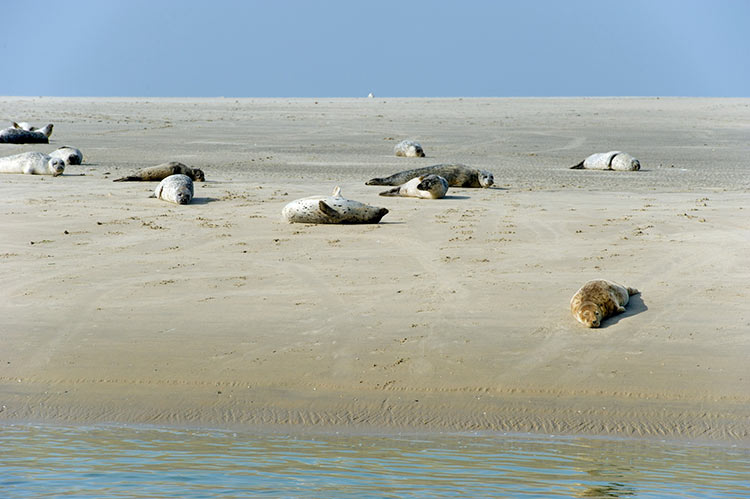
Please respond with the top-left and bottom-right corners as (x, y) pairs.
(331, 186), (342, 197)
(379, 186), (402, 197)
(318, 201), (341, 219)
(113, 176), (137, 182)
(365, 178), (385, 185)
(570, 161), (585, 169)
(627, 287), (640, 295)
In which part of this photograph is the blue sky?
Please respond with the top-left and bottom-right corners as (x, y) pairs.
(2, 0), (748, 97)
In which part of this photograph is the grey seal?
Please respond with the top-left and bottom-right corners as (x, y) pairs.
(150, 174), (194, 204)
(366, 163), (494, 188)
(570, 279), (640, 328)
(49, 146), (83, 166)
(394, 140), (425, 158)
(0, 124), (53, 144)
(570, 151), (641, 171)
(282, 186), (389, 224)
(0, 151), (65, 176)
(379, 174), (449, 199)
(113, 161), (205, 182)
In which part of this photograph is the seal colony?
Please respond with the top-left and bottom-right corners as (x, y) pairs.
(282, 186), (389, 224)
(570, 279), (640, 328)
(0, 151), (65, 176)
(379, 174), (449, 199)
(366, 164), (494, 188)
(0, 123), (54, 144)
(570, 151), (641, 171)
(113, 162), (205, 182)
(150, 174), (194, 205)
(394, 140), (425, 158)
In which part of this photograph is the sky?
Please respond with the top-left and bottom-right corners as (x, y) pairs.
(1, 0), (749, 97)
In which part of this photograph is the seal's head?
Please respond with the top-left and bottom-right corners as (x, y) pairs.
(192, 168), (206, 181)
(48, 158), (65, 176)
(577, 302), (602, 328)
(478, 170), (494, 188)
(631, 159), (641, 171)
(417, 174), (449, 198)
(175, 191), (192, 205)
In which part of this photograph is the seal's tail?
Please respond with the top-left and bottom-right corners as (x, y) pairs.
(569, 161), (585, 169)
(379, 186), (401, 197)
(365, 178), (385, 185)
(627, 287), (640, 296)
(113, 176), (136, 182)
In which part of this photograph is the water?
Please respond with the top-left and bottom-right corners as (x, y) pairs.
(1, 424), (748, 498)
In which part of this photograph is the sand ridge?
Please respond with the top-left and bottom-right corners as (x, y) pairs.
(1, 97), (748, 441)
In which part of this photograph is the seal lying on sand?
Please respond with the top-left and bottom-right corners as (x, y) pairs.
(0, 151), (65, 176)
(12, 122), (54, 136)
(394, 140), (425, 158)
(113, 161), (205, 182)
(282, 186), (389, 224)
(150, 174), (194, 205)
(379, 174), (449, 199)
(49, 146), (83, 165)
(0, 124), (53, 144)
(570, 279), (640, 328)
(366, 164), (494, 188)
(570, 151), (641, 171)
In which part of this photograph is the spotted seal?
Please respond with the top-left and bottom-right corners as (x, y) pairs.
(366, 163), (493, 188)
(379, 174), (449, 199)
(150, 174), (194, 205)
(570, 279), (640, 328)
(394, 140), (425, 158)
(49, 146), (83, 165)
(282, 186), (389, 224)
(0, 151), (65, 176)
(0, 124), (53, 144)
(113, 161), (205, 182)
(570, 151), (641, 171)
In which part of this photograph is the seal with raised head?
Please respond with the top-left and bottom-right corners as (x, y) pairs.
(379, 174), (449, 199)
(0, 124), (53, 144)
(113, 161), (205, 182)
(150, 174), (194, 205)
(570, 279), (640, 328)
(282, 186), (389, 224)
(570, 151), (641, 171)
(366, 163), (494, 188)
(49, 146), (83, 165)
(12, 122), (54, 137)
(394, 140), (425, 158)
(0, 151), (65, 176)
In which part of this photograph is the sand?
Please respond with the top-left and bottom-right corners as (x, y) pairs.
(1, 97), (748, 441)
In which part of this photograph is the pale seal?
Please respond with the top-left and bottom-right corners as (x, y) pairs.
(0, 151), (65, 176)
(113, 161), (205, 182)
(394, 140), (425, 158)
(150, 174), (194, 205)
(379, 174), (449, 199)
(282, 186), (389, 224)
(0, 124), (53, 144)
(12, 122), (54, 137)
(570, 151), (641, 171)
(570, 279), (640, 328)
(366, 164), (494, 188)
(49, 146), (83, 165)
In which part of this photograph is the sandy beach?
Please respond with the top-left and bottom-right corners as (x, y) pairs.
(1, 97), (748, 441)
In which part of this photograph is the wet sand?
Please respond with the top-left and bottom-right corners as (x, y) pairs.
(1, 97), (748, 441)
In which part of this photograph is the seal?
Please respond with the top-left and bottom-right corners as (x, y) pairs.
(366, 163), (494, 188)
(394, 140), (425, 158)
(570, 151), (641, 171)
(282, 186), (389, 224)
(570, 279), (640, 328)
(0, 124), (53, 144)
(379, 174), (449, 199)
(49, 145), (83, 165)
(12, 122), (54, 137)
(150, 174), (194, 205)
(113, 161), (205, 182)
(0, 151), (65, 176)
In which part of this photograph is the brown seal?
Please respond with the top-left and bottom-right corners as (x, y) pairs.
(113, 161), (205, 182)
(570, 279), (639, 328)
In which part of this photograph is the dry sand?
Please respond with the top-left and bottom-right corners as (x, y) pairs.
(1, 97), (748, 441)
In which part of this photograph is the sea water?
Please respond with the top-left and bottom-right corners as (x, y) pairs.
(1, 423), (748, 498)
